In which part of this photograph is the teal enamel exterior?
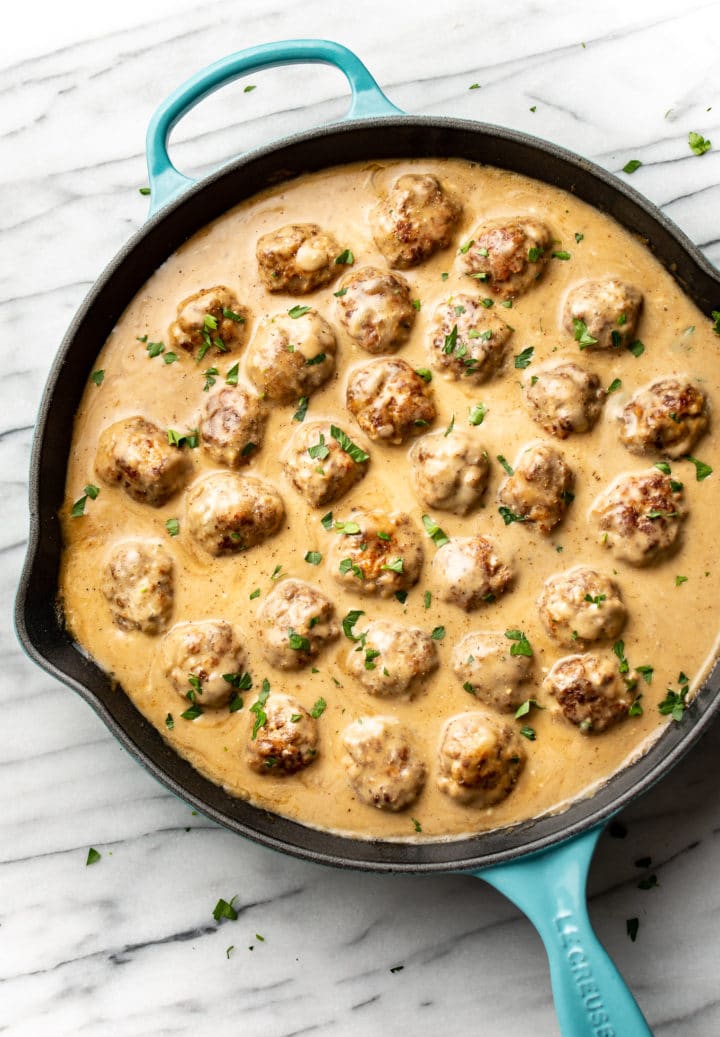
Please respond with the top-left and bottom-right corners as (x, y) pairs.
(145, 39), (402, 214)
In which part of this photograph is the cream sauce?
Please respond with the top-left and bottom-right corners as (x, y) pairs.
(59, 158), (720, 840)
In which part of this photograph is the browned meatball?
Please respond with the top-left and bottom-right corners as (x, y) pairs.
(428, 294), (513, 383)
(161, 619), (245, 709)
(168, 286), (248, 358)
(200, 386), (267, 468)
(437, 711), (526, 805)
(257, 579), (339, 670)
(456, 218), (552, 299)
(563, 278), (643, 350)
(282, 420), (369, 507)
(619, 376), (709, 458)
(335, 266), (416, 353)
(256, 223), (342, 294)
(590, 469), (686, 566)
(95, 416), (191, 506)
(346, 620), (438, 697)
(185, 472), (284, 555)
(498, 443), (575, 533)
(431, 535), (514, 610)
(409, 429), (490, 515)
(246, 692), (319, 774)
(247, 310), (336, 404)
(370, 173), (461, 269)
(102, 539), (174, 635)
(346, 357), (436, 443)
(543, 653), (631, 733)
(451, 631), (533, 712)
(342, 716), (426, 810)
(523, 360), (605, 438)
(537, 567), (627, 648)
(327, 508), (423, 598)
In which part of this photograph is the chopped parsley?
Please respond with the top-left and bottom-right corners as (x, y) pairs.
(658, 679), (689, 722)
(498, 506), (527, 525)
(422, 514), (450, 548)
(167, 428), (199, 448)
(584, 593), (606, 605)
(339, 558), (364, 580)
(222, 307), (245, 323)
(431, 626), (446, 641)
(622, 159), (643, 174)
(627, 340), (645, 357)
(574, 232), (584, 244)
(165, 713), (174, 729)
(203, 367), (218, 391)
(688, 131), (712, 156)
(288, 629), (311, 651)
(270, 564), (284, 581)
(613, 640), (630, 675)
(527, 246), (544, 262)
(497, 454), (514, 476)
(685, 455), (713, 481)
(381, 557), (404, 573)
(250, 679), (271, 739)
(320, 511), (334, 531)
(675, 575), (689, 586)
(394, 590), (408, 604)
(468, 402), (487, 425)
(305, 352), (327, 366)
(71, 484), (100, 517)
(411, 818), (422, 833)
(292, 396), (309, 422)
(91, 369), (105, 386)
(412, 299), (421, 311)
(424, 591), (431, 609)
(573, 319), (598, 349)
(636, 665), (654, 685)
(505, 629), (533, 657)
(606, 378), (622, 394)
(304, 551), (322, 565)
(86, 847), (101, 866)
(225, 362), (240, 386)
(334, 249), (354, 265)
(514, 346), (534, 369)
(459, 239), (475, 254)
(288, 305), (311, 319)
(180, 703), (203, 721)
(519, 726), (536, 741)
(249, 588), (261, 600)
(308, 433), (330, 461)
(628, 695), (644, 717)
(415, 367), (433, 383)
(212, 897), (238, 922)
(310, 697), (327, 718)
(163, 352), (178, 365)
(330, 425), (369, 463)
(515, 699), (542, 718)
(165, 518), (180, 537)
(223, 672), (253, 691)
(334, 286), (348, 297)
(335, 519), (361, 535)
(552, 251), (571, 260)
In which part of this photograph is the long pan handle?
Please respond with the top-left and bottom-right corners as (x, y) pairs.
(471, 825), (652, 1036)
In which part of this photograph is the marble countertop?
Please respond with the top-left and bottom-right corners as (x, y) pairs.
(3, 0), (720, 1033)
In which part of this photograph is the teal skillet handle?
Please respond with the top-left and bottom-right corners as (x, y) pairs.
(474, 826), (653, 1036)
(145, 38), (403, 214)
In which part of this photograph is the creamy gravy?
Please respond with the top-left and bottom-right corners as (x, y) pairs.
(59, 158), (720, 840)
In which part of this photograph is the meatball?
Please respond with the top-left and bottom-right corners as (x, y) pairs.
(256, 223), (342, 294)
(257, 579), (339, 671)
(523, 360), (605, 438)
(327, 509), (423, 598)
(537, 567), (627, 648)
(543, 653), (631, 733)
(95, 416), (191, 506)
(346, 357), (436, 443)
(102, 539), (174, 635)
(437, 711), (526, 805)
(283, 420), (369, 507)
(431, 535), (514, 610)
(200, 386), (267, 468)
(370, 173), (461, 269)
(246, 692), (319, 775)
(590, 469), (686, 566)
(168, 285), (248, 357)
(563, 278), (643, 350)
(342, 716), (425, 811)
(246, 310), (337, 404)
(498, 443), (575, 533)
(185, 472), (284, 555)
(346, 620), (438, 697)
(428, 294), (513, 383)
(451, 631), (533, 712)
(619, 376), (709, 458)
(409, 430), (489, 515)
(161, 619), (245, 709)
(336, 266), (416, 354)
(456, 217), (553, 299)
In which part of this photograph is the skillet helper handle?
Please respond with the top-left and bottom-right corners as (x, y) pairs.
(473, 826), (652, 1037)
(145, 38), (402, 214)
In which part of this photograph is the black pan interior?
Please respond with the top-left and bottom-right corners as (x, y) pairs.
(16, 116), (720, 872)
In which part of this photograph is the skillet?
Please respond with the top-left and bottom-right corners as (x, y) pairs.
(14, 39), (720, 1036)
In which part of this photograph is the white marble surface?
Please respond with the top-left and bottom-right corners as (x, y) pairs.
(3, 0), (720, 1033)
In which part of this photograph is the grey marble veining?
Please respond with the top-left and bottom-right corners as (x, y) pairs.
(3, 0), (720, 1033)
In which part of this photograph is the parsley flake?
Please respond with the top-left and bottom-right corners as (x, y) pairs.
(623, 159), (643, 174)
(293, 396), (309, 422)
(86, 847), (101, 866)
(212, 897), (238, 922)
(689, 131), (712, 156)
(514, 346), (534, 369)
(422, 514), (450, 548)
(165, 518), (180, 537)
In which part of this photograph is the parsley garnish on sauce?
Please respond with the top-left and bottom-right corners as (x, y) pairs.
(292, 396), (309, 422)
(514, 346), (534, 369)
(288, 305), (311, 319)
(623, 159), (643, 174)
(71, 484), (100, 518)
(422, 514), (450, 548)
(334, 249), (354, 265)
(505, 630), (533, 657)
(213, 897), (239, 922)
(685, 455), (713, 481)
(91, 370), (105, 386)
(225, 362), (240, 386)
(468, 402), (486, 425)
(304, 551), (322, 565)
(330, 425), (369, 463)
(310, 697), (327, 718)
(165, 518), (180, 537)
(86, 848), (101, 866)
(573, 318), (598, 348)
(167, 428), (199, 448)
(498, 506), (527, 525)
(342, 609), (365, 642)
(250, 679), (271, 739)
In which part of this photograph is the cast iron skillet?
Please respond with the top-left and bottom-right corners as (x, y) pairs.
(15, 39), (720, 1036)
